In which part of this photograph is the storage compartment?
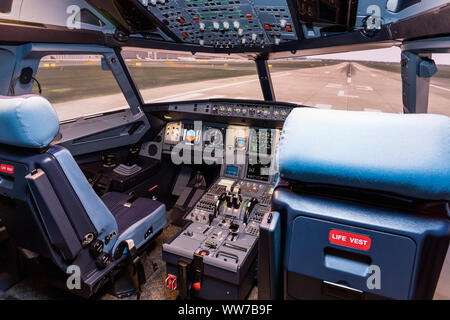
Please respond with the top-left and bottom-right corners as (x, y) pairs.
(286, 216), (417, 300)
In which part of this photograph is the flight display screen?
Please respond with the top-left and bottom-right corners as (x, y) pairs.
(184, 129), (197, 144)
(226, 165), (239, 177)
(246, 160), (271, 182)
(218, 178), (235, 187)
(249, 129), (274, 155)
(182, 123), (201, 145)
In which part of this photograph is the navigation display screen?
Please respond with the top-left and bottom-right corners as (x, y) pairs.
(246, 160), (271, 182)
(204, 126), (226, 148)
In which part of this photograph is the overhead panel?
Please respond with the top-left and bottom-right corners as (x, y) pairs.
(144, 0), (299, 48)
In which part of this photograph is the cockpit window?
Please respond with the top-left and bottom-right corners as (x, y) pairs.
(429, 53), (450, 117)
(78, 9), (106, 27)
(124, 49), (261, 103)
(0, 0), (12, 14)
(270, 48), (450, 116)
(33, 55), (129, 122)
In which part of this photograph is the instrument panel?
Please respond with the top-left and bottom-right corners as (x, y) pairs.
(144, 0), (299, 48)
(163, 121), (280, 183)
(167, 100), (295, 121)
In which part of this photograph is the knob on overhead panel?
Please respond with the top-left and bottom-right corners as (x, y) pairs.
(223, 21), (230, 30)
(199, 22), (206, 31)
(213, 21), (220, 31)
(233, 21), (240, 30)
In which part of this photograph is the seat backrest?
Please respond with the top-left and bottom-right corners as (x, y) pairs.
(278, 108), (450, 201)
(0, 95), (118, 267)
(269, 108), (450, 300)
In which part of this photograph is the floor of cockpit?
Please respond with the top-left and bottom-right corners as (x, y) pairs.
(0, 222), (257, 300)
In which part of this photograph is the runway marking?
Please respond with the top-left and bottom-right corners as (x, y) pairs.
(431, 84), (450, 92)
(148, 71), (292, 103)
(356, 85), (373, 91)
(363, 108), (382, 112)
(326, 83), (343, 88)
(151, 92), (204, 102)
(371, 74), (377, 77)
(338, 90), (359, 98)
(205, 95), (225, 99)
(314, 104), (333, 109)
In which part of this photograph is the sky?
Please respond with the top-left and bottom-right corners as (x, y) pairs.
(310, 46), (450, 65)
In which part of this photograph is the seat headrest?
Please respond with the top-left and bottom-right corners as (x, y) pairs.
(0, 95), (59, 149)
(279, 108), (450, 201)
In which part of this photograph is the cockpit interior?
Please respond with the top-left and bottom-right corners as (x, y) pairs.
(0, 0), (449, 303)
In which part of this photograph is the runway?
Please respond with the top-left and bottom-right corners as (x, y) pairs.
(54, 62), (450, 121)
(140, 62), (450, 115)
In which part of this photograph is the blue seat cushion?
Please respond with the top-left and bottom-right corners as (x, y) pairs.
(279, 108), (450, 201)
(102, 192), (166, 255)
(0, 95), (59, 148)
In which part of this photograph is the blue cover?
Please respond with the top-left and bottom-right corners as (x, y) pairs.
(0, 95), (59, 148)
(279, 108), (450, 200)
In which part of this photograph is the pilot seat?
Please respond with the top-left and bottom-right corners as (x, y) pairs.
(0, 95), (166, 298)
(259, 108), (449, 300)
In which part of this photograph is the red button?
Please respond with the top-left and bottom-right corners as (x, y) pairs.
(182, 32), (189, 38)
(193, 17), (200, 22)
(193, 282), (201, 291)
(165, 274), (177, 290)
(264, 24), (271, 31)
(246, 14), (253, 20)
(178, 17), (185, 23)
(286, 25), (292, 32)
(0, 164), (14, 175)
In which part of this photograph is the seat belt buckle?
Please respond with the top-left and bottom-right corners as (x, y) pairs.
(124, 194), (139, 208)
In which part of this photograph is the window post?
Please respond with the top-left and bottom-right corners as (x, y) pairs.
(255, 57), (276, 102)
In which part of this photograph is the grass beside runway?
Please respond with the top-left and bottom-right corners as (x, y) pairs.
(360, 61), (450, 79)
(34, 60), (447, 105)
(34, 65), (256, 104)
(33, 60), (340, 104)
